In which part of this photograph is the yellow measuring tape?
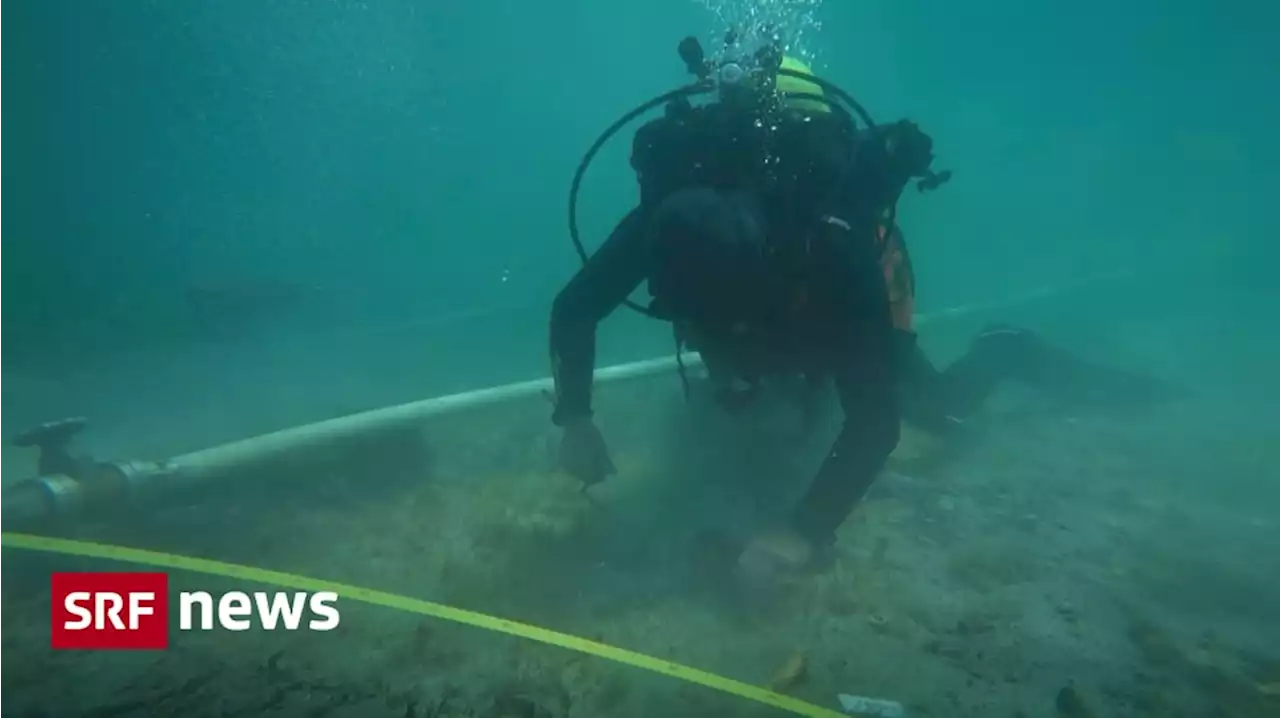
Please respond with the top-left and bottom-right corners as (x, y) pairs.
(2, 532), (846, 718)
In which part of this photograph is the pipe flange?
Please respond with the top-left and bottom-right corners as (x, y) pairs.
(37, 473), (86, 517)
(99, 459), (172, 497)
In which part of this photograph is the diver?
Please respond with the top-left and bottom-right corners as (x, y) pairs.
(549, 40), (937, 578)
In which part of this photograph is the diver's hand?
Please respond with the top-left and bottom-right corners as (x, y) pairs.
(737, 529), (814, 583)
(559, 418), (615, 489)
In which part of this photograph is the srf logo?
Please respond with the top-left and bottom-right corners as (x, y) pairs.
(52, 572), (169, 650)
(50, 571), (342, 650)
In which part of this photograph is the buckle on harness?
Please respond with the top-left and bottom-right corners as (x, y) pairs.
(820, 214), (851, 231)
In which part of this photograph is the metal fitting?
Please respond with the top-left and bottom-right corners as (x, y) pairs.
(98, 459), (171, 499)
(38, 473), (86, 516)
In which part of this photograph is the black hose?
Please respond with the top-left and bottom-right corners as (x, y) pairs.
(567, 83), (712, 315)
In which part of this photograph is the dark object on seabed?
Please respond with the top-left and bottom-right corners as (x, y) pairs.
(1056, 685), (1098, 718)
(485, 694), (556, 718)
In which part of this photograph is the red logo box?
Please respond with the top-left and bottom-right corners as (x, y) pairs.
(51, 572), (170, 650)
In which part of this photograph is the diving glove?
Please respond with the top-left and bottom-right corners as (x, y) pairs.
(559, 418), (616, 489)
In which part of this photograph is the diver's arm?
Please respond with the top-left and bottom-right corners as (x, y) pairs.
(549, 208), (650, 426)
(789, 224), (901, 544)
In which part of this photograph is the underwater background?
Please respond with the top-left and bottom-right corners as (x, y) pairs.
(3, 1), (1279, 716)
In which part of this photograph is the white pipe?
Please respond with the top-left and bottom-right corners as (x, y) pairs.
(0, 268), (1166, 528)
(161, 354), (683, 489)
(154, 269), (1109, 489)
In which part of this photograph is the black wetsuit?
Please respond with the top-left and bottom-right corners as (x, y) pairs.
(549, 101), (915, 545)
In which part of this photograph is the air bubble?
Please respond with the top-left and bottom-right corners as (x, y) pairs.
(693, 0), (825, 69)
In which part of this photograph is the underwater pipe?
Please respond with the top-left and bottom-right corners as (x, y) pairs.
(0, 355), (692, 530)
(0, 268), (1160, 530)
